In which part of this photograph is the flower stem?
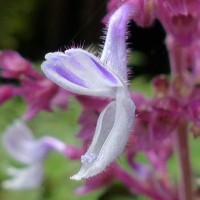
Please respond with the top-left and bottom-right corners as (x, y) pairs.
(115, 166), (164, 200)
(175, 120), (193, 200)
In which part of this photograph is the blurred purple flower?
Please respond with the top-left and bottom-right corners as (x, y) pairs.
(20, 78), (70, 120)
(0, 85), (19, 105)
(0, 50), (41, 79)
(155, 0), (200, 45)
(2, 164), (44, 190)
(2, 120), (67, 189)
(76, 96), (108, 142)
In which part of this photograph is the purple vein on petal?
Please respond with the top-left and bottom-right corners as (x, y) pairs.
(68, 55), (88, 71)
(67, 50), (120, 84)
(90, 57), (119, 84)
(50, 63), (87, 88)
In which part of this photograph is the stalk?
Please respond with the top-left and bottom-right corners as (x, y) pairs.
(166, 36), (194, 200)
(175, 120), (193, 200)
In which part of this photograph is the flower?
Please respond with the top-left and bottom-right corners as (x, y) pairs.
(41, 2), (137, 180)
(2, 120), (67, 189)
(76, 96), (108, 143)
(0, 50), (41, 79)
(155, 0), (200, 45)
(2, 164), (44, 190)
(105, 0), (154, 27)
(20, 78), (70, 120)
(0, 85), (19, 105)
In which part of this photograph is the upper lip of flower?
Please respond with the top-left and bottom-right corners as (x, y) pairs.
(42, 48), (124, 99)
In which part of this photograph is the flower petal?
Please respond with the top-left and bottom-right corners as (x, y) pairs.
(42, 49), (122, 98)
(0, 50), (41, 79)
(101, 3), (136, 81)
(71, 88), (135, 180)
(0, 85), (18, 105)
(2, 164), (43, 190)
(3, 120), (50, 164)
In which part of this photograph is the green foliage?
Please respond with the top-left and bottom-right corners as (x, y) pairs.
(129, 76), (153, 97)
(129, 51), (147, 67)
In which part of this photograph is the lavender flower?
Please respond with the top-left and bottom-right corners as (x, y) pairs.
(2, 120), (66, 189)
(42, 3), (136, 180)
(2, 164), (44, 190)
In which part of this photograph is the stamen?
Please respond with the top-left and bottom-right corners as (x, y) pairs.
(81, 153), (97, 164)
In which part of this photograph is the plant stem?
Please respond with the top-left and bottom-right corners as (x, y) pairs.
(175, 120), (193, 200)
(115, 166), (164, 200)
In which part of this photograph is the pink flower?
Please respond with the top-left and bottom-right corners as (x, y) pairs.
(76, 96), (109, 142)
(0, 50), (41, 79)
(133, 96), (180, 150)
(20, 78), (70, 120)
(0, 85), (19, 105)
(155, 0), (200, 45)
(146, 138), (173, 175)
(186, 99), (200, 126)
(75, 164), (116, 195)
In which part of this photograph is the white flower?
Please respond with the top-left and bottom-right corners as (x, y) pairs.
(2, 120), (66, 189)
(42, 3), (136, 180)
(2, 164), (43, 190)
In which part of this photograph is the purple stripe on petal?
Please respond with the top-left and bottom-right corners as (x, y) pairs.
(52, 65), (87, 88)
(90, 58), (119, 84)
(68, 55), (86, 71)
